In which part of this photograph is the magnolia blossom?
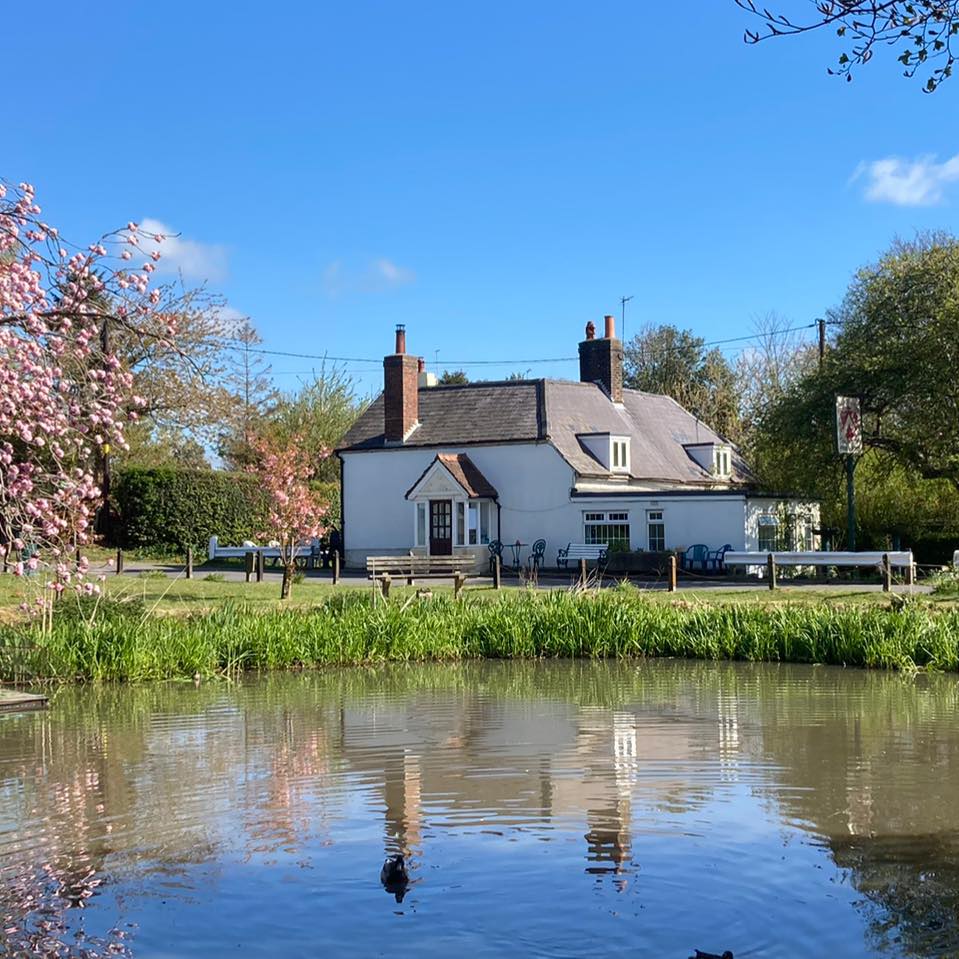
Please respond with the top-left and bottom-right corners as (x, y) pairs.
(248, 434), (329, 598)
(0, 180), (176, 601)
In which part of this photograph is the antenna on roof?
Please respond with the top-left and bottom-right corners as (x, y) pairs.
(620, 295), (634, 344)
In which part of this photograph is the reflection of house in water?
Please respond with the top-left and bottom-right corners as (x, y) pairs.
(337, 692), (725, 879)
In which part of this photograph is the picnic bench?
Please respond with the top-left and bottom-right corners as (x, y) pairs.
(557, 544), (608, 569)
(366, 554), (478, 597)
(208, 536), (323, 569)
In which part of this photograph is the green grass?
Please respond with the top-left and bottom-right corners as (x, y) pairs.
(2, 586), (957, 683)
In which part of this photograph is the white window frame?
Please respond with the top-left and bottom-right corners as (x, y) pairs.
(583, 511), (630, 549)
(610, 438), (630, 473)
(758, 514), (778, 552)
(646, 509), (665, 551)
(714, 446), (731, 477)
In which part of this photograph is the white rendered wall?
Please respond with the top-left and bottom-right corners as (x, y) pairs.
(342, 442), (756, 567)
(745, 498), (821, 551)
(340, 442), (575, 567)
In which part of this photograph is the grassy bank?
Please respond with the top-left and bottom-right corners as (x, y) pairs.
(1, 588), (957, 683)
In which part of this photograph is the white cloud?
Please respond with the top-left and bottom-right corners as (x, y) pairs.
(852, 153), (959, 206)
(322, 257), (415, 296)
(138, 217), (229, 281)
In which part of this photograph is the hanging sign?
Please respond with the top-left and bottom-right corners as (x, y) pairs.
(835, 396), (863, 455)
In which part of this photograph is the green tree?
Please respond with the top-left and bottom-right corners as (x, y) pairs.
(751, 233), (959, 548)
(252, 366), (366, 484)
(439, 369), (469, 385)
(737, 0), (959, 92)
(624, 324), (741, 440)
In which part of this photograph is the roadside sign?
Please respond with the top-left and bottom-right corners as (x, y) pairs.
(836, 396), (863, 455)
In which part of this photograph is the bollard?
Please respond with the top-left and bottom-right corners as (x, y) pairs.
(256, 551), (264, 583)
(579, 558), (587, 588)
(766, 553), (777, 590)
(668, 554), (677, 592)
(380, 572), (391, 599)
(115, 548), (123, 576)
(186, 547), (193, 580)
(244, 551), (254, 583)
(908, 562), (916, 587)
(493, 555), (501, 590)
(882, 552), (892, 592)
(454, 571), (465, 599)
(332, 550), (340, 585)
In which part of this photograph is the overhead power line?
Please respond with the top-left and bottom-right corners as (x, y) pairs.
(239, 322), (817, 370)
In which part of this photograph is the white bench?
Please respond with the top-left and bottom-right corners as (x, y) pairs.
(724, 550), (914, 570)
(557, 543), (608, 568)
(207, 536), (321, 568)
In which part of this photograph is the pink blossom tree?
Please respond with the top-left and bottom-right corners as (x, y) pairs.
(249, 434), (329, 599)
(0, 179), (186, 608)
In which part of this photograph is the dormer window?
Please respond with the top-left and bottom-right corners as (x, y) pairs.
(714, 446), (731, 477)
(611, 438), (630, 473)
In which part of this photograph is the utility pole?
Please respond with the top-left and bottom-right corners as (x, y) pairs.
(620, 295), (634, 343)
(817, 317), (826, 368)
(846, 454), (856, 551)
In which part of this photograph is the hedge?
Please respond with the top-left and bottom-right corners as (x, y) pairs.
(111, 467), (270, 553)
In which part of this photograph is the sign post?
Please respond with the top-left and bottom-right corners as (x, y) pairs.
(835, 396), (863, 551)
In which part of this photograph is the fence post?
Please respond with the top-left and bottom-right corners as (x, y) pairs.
(380, 572), (391, 600)
(244, 551), (254, 583)
(908, 561), (915, 587)
(493, 555), (501, 590)
(766, 553), (776, 590)
(115, 548), (123, 576)
(454, 572), (465, 599)
(882, 553), (892, 592)
(256, 551), (264, 583)
(579, 558), (587, 588)
(668, 554), (677, 592)
(332, 549), (340, 585)
(185, 547), (193, 580)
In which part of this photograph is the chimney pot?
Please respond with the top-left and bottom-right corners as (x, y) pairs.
(585, 321), (596, 341)
(604, 315), (615, 339)
(417, 357), (425, 373)
(395, 323), (406, 355)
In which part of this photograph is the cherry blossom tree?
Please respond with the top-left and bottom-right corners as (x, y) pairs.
(249, 434), (329, 599)
(0, 178), (186, 610)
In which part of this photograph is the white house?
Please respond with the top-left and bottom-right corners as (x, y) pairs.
(336, 319), (818, 569)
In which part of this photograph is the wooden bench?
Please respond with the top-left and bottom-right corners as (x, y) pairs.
(557, 543), (608, 569)
(366, 554), (478, 597)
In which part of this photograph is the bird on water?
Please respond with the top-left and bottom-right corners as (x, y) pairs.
(380, 854), (410, 902)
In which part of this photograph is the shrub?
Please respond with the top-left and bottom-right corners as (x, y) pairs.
(111, 467), (270, 553)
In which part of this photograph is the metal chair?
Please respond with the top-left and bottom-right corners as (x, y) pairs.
(707, 544), (733, 573)
(527, 539), (546, 572)
(682, 544), (709, 573)
(488, 540), (504, 575)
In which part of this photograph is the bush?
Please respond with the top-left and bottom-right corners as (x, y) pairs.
(111, 467), (270, 553)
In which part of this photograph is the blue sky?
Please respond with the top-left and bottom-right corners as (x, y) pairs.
(7, 2), (957, 395)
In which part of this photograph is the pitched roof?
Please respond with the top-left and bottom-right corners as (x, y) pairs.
(338, 377), (749, 486)
(405, 453), (499, 500)
(544, 381), (746, 484)
(338, 380), (544, 450)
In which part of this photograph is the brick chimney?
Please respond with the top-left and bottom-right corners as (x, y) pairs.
(383, 324), (420, 442)
(579, 315), (623, 402)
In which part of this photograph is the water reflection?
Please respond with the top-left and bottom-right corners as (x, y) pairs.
(0, 661), (956, 957)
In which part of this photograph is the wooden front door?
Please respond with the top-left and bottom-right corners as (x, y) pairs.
(429, 499), (453, 556)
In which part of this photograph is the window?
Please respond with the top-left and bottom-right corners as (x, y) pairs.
(456, 502), (466, 546)
(466, 502), (493, 545)
(647, 510), (665, 551)
(714, 447), (731, 477)
(584, 511), (630, 549)
(611, 439), (629, 472)
(758, 515), (778, 552)
(416, 502), (427, 546)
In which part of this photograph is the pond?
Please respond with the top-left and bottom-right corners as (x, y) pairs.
(1, 661), (958, 958)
